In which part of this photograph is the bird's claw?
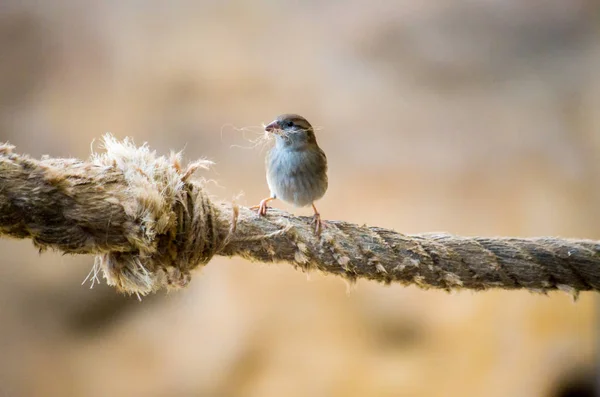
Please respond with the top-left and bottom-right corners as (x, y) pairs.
(311, 212), (322, 235)
(251, 199), (271, 216)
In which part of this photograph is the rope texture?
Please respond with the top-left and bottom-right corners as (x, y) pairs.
(1, 137), (598, 298)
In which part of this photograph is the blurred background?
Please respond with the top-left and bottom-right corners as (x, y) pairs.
(0, 0), (598, 396)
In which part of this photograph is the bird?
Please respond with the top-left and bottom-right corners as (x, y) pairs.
(252, 114), (328, 234)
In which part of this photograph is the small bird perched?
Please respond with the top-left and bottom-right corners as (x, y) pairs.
(252, 114), (328, 234)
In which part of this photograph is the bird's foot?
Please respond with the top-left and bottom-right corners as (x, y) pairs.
(310, 203), (324, 235)
(311, 212), (323, 235)
(250, 198), (273, 216)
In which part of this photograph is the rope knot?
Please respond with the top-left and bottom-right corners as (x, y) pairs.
(90, 135), (219, 295)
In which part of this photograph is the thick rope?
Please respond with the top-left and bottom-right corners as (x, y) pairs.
(0, 136), (598, 298)
(220, 209), (600, 300)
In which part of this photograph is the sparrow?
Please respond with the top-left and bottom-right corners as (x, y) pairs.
(252, 114), (328, 234)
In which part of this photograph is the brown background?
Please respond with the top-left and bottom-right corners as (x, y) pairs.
(0, 1), (598, 396)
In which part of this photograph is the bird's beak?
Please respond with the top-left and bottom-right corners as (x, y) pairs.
(264, 120), (280, 133)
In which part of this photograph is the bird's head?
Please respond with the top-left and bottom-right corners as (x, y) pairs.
(264, 114), (317, 148)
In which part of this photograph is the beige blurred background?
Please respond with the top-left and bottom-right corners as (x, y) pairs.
(0, 0), (599, 396)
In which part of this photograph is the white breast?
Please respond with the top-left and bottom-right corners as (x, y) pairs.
(266, 146), (328, 207)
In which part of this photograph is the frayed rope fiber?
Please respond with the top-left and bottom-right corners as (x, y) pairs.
(1, 135), (599, 298)
(0, 135), (227, 295)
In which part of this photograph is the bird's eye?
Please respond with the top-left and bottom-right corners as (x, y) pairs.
(284, 120), (294, 128)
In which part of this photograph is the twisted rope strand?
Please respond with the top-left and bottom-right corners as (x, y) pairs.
(220, 210), (600, 299)
(1, 137), (599, 297)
